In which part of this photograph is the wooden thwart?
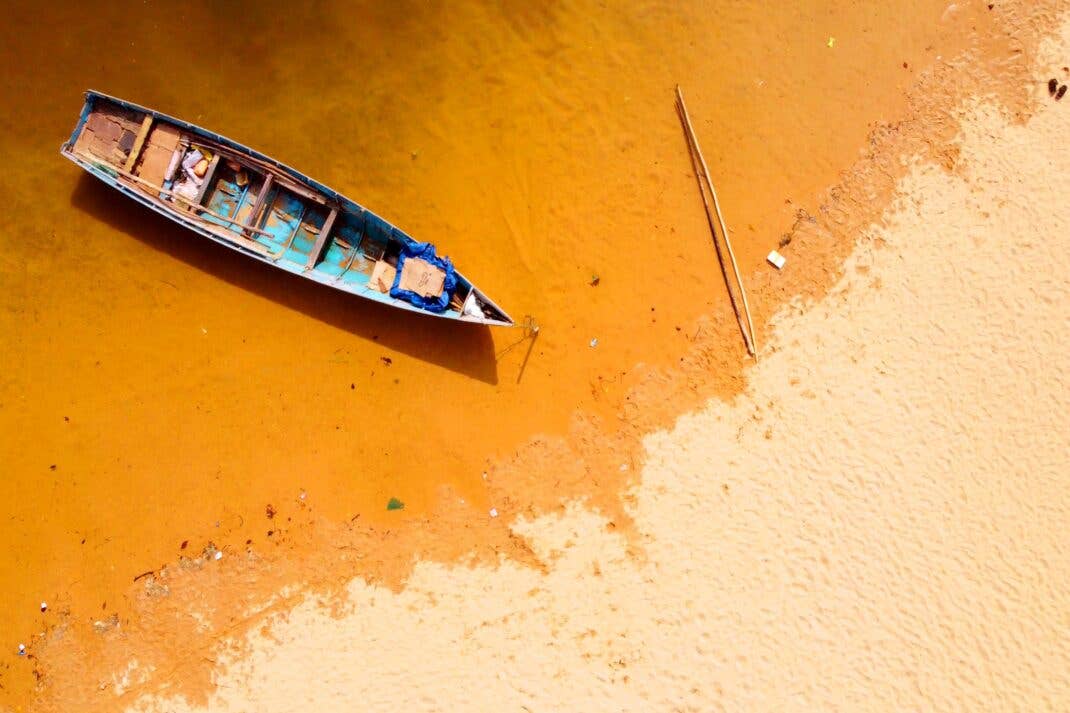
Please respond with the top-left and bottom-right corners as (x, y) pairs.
(244, 173), (274, 233)
(305, 207), (338, 270)
(122, 116), (154, 173)
(675, 86), (758, 359)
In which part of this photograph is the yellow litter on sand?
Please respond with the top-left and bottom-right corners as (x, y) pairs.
(827, 36), (836, 48)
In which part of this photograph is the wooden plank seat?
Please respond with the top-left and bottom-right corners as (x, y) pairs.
(304, 207), (338, 270)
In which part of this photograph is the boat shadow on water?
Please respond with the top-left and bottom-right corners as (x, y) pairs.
(70, 174), (499, 385)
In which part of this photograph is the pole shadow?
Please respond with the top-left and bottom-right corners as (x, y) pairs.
(69, 174), (499, 385)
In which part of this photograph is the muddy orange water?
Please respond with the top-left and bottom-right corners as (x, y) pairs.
(0, 0), (999, 703)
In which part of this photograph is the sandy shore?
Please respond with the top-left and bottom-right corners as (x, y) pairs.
(95, 16), (1070, 713)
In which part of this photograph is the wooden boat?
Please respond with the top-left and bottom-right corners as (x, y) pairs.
(60, 91), (513, 327)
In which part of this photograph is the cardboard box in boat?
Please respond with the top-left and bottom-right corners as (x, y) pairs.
(397, 257), (446, 298)
(368, 260), (397, 293)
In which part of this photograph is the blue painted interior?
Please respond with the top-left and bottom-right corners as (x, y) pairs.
(203, 163), (251, 231)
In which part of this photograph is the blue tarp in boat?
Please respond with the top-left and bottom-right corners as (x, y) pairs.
(390, 242), (457, 313)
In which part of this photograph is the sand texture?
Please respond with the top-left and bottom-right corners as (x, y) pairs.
(117, 21), (1070, 713)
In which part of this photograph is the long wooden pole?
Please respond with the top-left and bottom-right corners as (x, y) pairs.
(191, 137), (328, 207)
(675, 86), (758, 359)
(76, 151), (274, 238)
(674, 101), (749, 354)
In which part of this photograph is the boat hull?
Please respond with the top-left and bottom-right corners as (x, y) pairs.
(60, 91), (513, 327)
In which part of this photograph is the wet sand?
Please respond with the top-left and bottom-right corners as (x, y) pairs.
(1, 0), (1065, 709)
